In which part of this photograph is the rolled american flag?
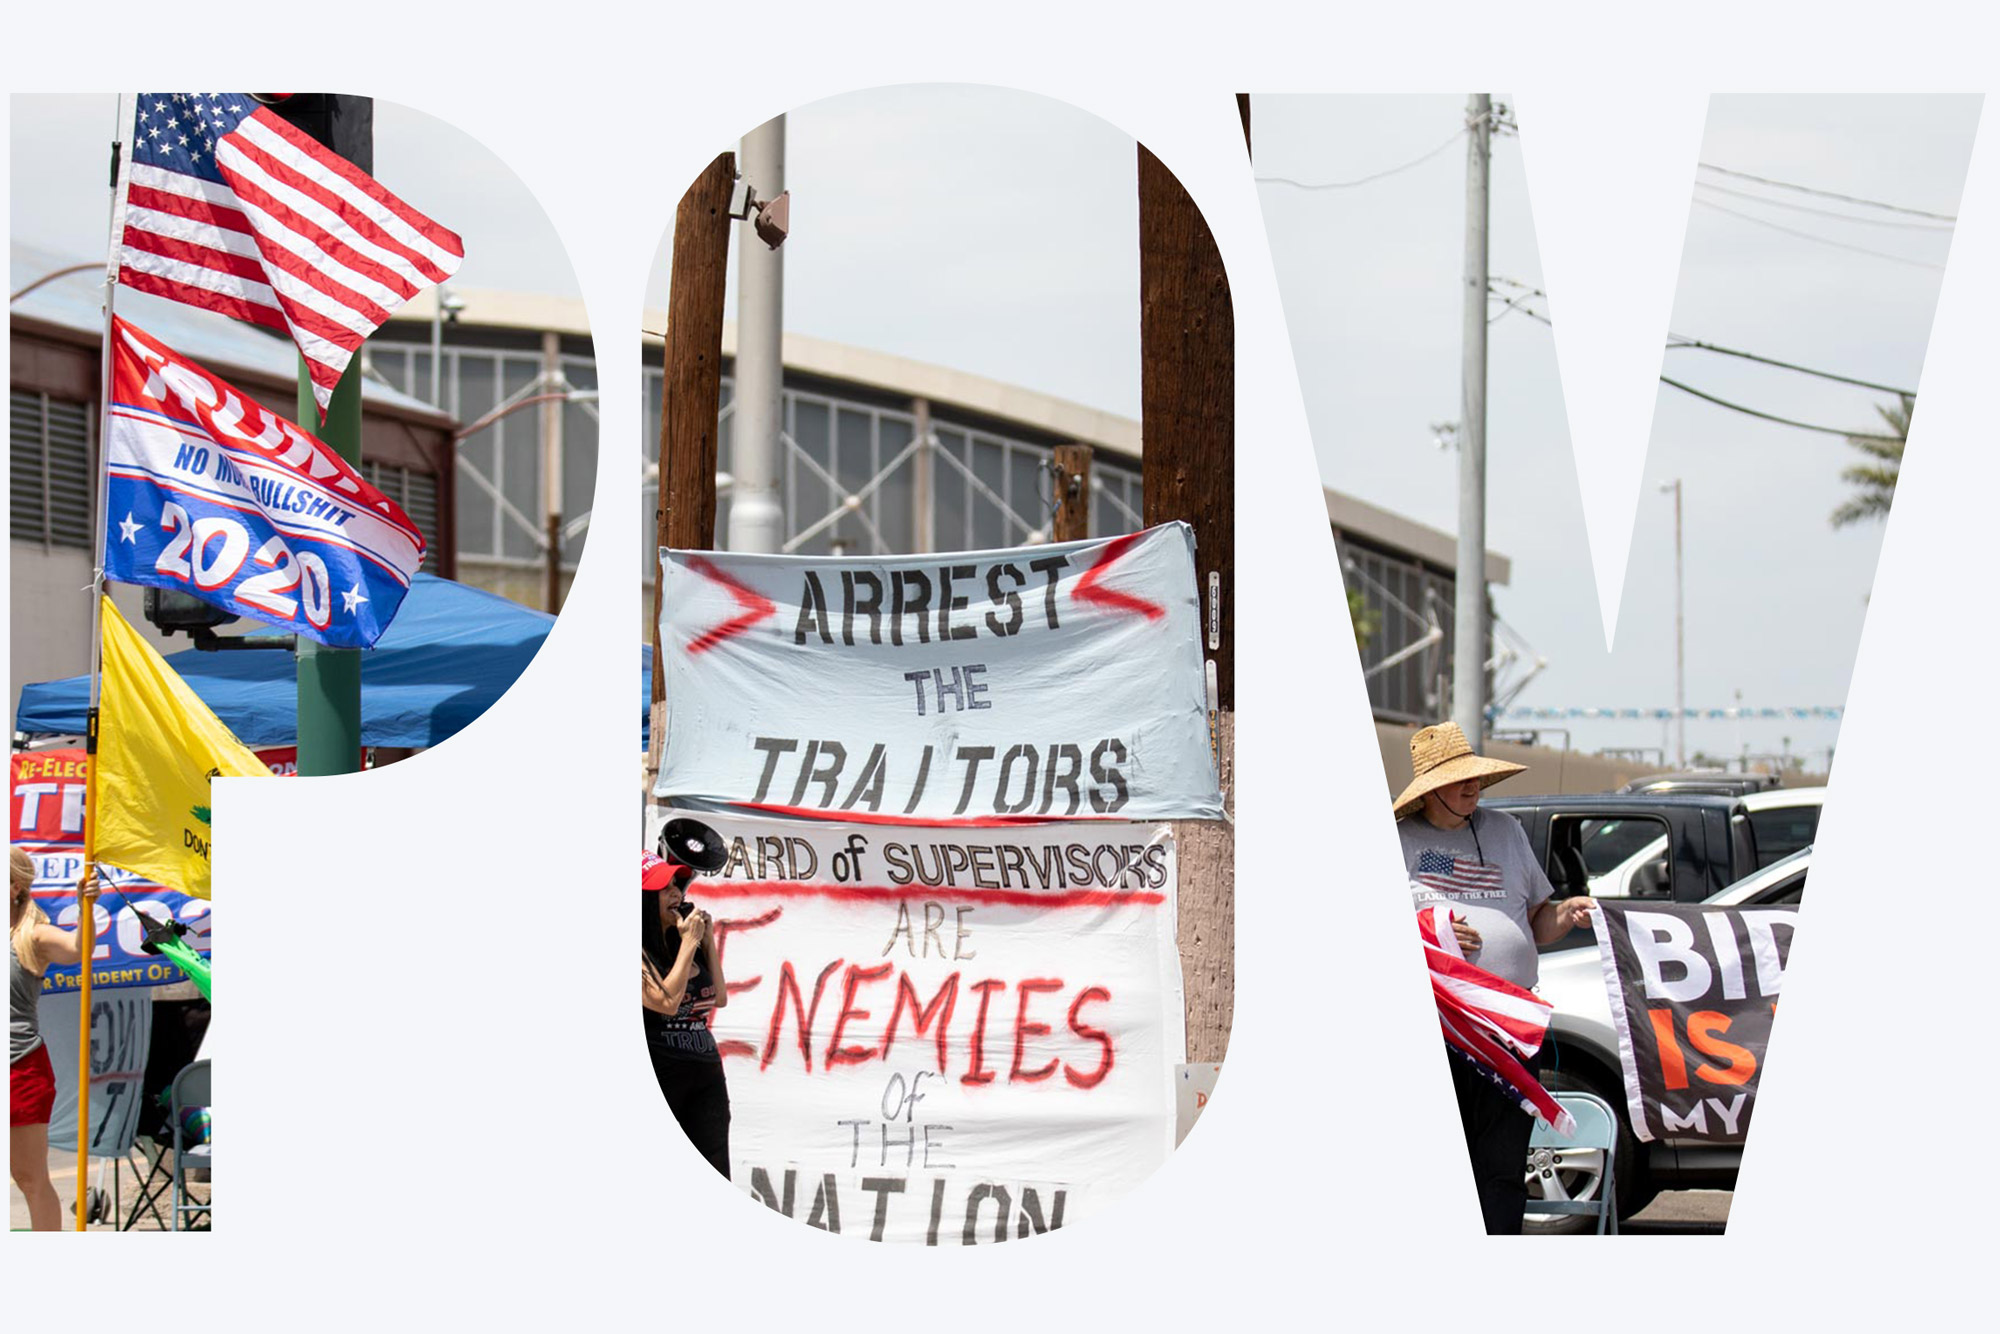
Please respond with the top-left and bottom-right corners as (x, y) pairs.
(1418, 902), (1575, 1136)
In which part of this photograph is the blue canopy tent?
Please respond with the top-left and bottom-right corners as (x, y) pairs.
(16, 575), (555, 749)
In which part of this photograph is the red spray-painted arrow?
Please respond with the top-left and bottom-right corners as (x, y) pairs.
(1070, 532), (1165, 621)
(683, 555), (778, 654)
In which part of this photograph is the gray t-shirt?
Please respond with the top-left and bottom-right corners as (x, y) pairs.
(1401, 807), (1553, 989)
(11, 945), (44, 1064)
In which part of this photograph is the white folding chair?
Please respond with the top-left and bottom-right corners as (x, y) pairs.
(169, 1059), (211, 1232)
(1524, 1090), (1619, 1234)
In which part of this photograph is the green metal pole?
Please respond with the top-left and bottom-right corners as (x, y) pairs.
(296, 358), (363, 775)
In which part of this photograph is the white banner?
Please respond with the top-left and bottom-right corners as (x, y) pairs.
(655, 524), (1223, 823)
(41, 991), (153, 1158)
(648, 808), (1185, 1244)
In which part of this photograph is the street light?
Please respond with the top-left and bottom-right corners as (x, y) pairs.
(430, 285), (466, 409)
(1660, 478), (1685, 768)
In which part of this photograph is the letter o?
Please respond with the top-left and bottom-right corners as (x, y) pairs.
(880, 1072), (908, 1121)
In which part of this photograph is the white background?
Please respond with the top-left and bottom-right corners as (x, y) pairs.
(5, 2), (1994, 1326)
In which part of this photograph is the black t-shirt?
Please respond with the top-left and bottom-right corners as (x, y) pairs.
(644, 945), (720, 1062)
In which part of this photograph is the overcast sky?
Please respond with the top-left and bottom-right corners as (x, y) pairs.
(642, 82), (1143, 418)
(9, 94), (579, 300)
(1254, 94), (1981, 768)
(12, 87), (1144, 432)
(16, 90), (1975, 770)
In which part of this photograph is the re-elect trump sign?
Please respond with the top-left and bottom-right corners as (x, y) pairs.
(9, 747), (291, 993)
(102, 318), (426, 648)
(655, 524), (1222, 823)
(646, 809), (1184, 1243)
(1593, 901), (1795, 1143)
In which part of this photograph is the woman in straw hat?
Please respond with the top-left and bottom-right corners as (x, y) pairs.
(12, 849), (85, 1230)
(1394, 722), (1595, 1234)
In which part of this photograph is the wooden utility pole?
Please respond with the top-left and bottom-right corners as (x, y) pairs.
(1050, 443), (1092, 542)
(1139, 149), (1234, 708)
(651, 152), (736, 778)
(1139, 129), (1237, 1065)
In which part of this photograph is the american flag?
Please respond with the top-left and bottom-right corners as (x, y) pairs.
(1417, 904), (1574, 1135)
(1413, 848), (1504, 895)
(114, 93), (463, 420)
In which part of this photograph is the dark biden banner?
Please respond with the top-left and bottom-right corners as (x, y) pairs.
(1592, 901), (1795, 1143)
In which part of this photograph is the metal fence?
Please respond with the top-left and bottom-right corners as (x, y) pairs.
(639, 366), (1143, 575)
(367, 342), (599, 576)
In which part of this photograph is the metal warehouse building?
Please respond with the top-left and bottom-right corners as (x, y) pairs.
(388, 285), (1523, 705)
(1329, 489), (1511, 729)
(14, 258), (1514, 740)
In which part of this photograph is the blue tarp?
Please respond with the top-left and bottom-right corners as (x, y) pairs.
(16, 575), (555, 749)
(639, 645), (655, 752)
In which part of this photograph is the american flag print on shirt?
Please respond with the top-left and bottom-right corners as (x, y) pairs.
(1413, 848), (1505, 896)
(114, 93), (464, 420)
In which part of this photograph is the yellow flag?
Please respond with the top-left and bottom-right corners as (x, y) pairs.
(94, 597), (269, 899)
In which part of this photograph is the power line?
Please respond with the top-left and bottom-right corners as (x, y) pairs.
(1499, 706), (1844, 720)
(1490, 289), (1906, 435)
(1257, 126), (1468, 191)
(1486, 275), (1546, 325)
(1487, 288), (1542, 325)
(1663, 337), (1915, 396)
(1659, 375), (1887, 437)
(1698, 161), (1957, 222)
(1499, 296), (1916, 394)
(1694, 178), (1956, 232)
(1692, 197), (1947, 271)
(1508, 302), (1553, 326)
(1490, 278), (1916, 393)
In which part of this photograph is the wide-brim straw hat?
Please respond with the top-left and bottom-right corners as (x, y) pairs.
(1391, 721), (1526, 819)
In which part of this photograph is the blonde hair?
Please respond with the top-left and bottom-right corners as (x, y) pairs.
(11, 848), (48, 972)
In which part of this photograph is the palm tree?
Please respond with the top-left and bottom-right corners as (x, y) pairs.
(1347, 587), (1380, 651)
(1830, 394), (1913, 528)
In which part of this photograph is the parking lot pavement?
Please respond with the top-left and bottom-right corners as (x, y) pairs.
(22, 1149), (1712, 1235)
(1623, 1189), (1731, 1233)
(9, 1144), (198, 1231)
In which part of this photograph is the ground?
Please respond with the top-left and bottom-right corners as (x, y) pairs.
(9, 1141), (205, 1231)
(1622, 1188), (1731, 1234)
(11, 1154), (1725, 1234)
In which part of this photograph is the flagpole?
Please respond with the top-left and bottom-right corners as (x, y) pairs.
(74, 94), (129, 1230)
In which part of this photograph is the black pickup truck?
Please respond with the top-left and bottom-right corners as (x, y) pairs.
(1480, 792), (1764, 949)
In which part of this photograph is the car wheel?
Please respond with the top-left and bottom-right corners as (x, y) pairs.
(1522, 1067), (1651, 1234)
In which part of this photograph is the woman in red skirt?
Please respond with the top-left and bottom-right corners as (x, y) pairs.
(12, 848), (84, 1230)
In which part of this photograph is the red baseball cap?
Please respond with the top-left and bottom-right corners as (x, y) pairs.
(641, 851), (681, 892)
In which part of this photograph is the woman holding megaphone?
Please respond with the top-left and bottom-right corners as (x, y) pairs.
(641, 818), (732, 1179)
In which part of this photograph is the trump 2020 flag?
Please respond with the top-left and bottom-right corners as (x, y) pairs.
(102, 318), (426, 648)
(113, 92), (464, 419)
(95, 597), (271, 900)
